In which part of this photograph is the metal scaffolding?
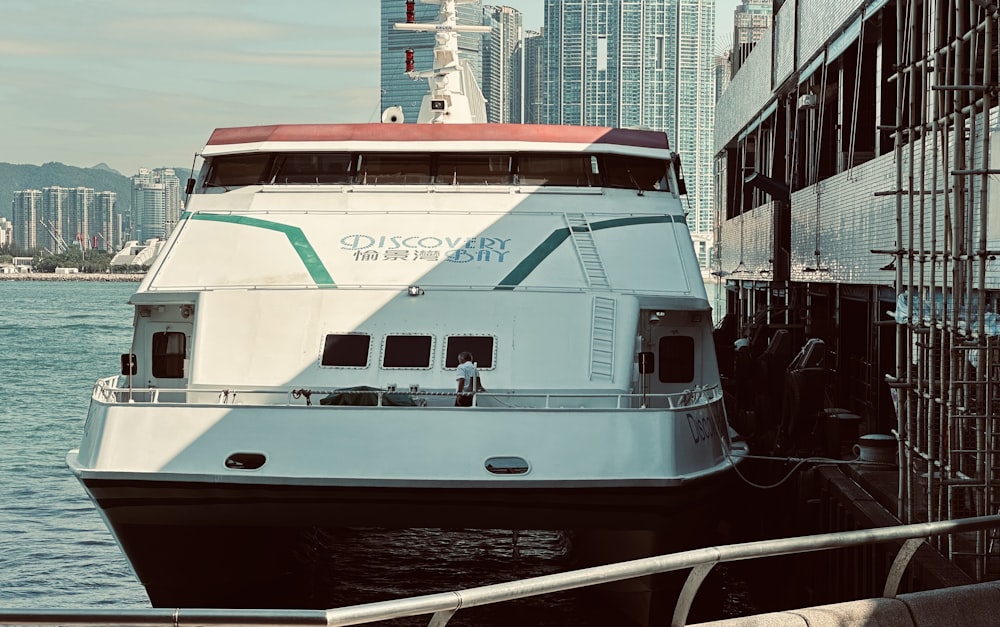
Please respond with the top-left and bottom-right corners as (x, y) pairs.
(891, 0), (1000, 580)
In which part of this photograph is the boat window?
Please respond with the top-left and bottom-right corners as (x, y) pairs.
(205, 154), (273, 188)
(657, 336), (694, 383)
(437, 154), (513, 185)
(517, 154), (598, 186)
(444, 336), (495, 368)
(321, 333), (370, 367)
(358, 153), (432, 185)
(272, 153), (354, 184)
(151, 331), (186, 379)
(383, 335), (433, 368)
(601, 156), (669, 191)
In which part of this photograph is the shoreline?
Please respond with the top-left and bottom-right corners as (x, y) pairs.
(0, 273), (143, 282)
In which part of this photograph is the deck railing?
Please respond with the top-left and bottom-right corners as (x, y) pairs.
(93, 377), (722, 410)
(3, 516), (1000, 627)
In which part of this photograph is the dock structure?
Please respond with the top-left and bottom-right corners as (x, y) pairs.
(715, 0), (1000, 584)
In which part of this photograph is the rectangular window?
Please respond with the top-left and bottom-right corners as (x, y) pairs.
(517, 154), (596, 186)
(383, 335), (433, 368)
(151, 331), (186, 379)
(321, 333), (370, 367)
(437, 154), (513, 185)
(445, 336), (495, 369)
(658, 336), (694, 383)
(601, 156), (668, 191)
(596, 35), (608, 72)
(655, 36), (664, 70)
(273, 153), (354, 184)
(206, 154), (272, 187)
(358, 154), (432, 185)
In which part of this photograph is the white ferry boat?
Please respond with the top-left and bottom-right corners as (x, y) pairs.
(67, 0), (745, 612)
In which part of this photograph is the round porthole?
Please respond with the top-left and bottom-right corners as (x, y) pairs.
(225, 452), (266, 470)
(485, 456), (529, 475)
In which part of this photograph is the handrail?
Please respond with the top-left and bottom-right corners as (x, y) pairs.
(94, 380), (721, 410)
(3, 515), (999, 627)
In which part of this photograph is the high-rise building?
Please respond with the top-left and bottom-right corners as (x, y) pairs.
(67, 186), (95, 250)
(40, 186), (70, 253)
(92, 192), (118, 252)
(731, 0), (772, 76)
(11, 190), (41, 251)
(0, 217), (12, 249)
(380, 0), (486, 124)
(132, 168), (181, 243)
(521, 30), (544, 124)
(483, 6), (523, 123)
(541, 0), (716, 251)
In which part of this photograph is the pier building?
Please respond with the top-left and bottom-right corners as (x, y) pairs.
(715, 0), (1000, 586)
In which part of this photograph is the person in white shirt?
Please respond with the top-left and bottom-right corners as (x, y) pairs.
(455, 352), (476, 407)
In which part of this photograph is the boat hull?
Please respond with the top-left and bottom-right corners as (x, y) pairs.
(76, 473), (740, 608)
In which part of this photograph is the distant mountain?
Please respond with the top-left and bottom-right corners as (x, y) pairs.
(0, 163), (192, 220)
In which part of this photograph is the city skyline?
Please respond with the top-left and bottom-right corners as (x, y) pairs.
(0, 1), (740, 176)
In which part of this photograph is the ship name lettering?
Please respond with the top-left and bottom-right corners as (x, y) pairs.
(687, 413), (714, 444)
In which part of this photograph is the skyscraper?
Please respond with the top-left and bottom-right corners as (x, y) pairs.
(93, 191), (118, 252)
(67, 186), (95, 250)
(731, 0), (772, 76)
(380, 0), (486, 123)
(132, 168), (181, 243)
(521, 30), (545, 124)
(483, 6), (523, 123)
(541, 0), (716, 250)
(12, 189), (41, 251)
(40, 186), (70, 253)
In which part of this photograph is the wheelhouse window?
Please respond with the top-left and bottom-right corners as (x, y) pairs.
(321, 333), (370, 367)
(437, 154), (513, 185)
(658, 336), (694, 383)
(272, 153), (354, 184)
(358, 154), (432, 185)
(383, 335), (433, 368)
(206, 154), (272, 187)
(151, 331), (186, 379)
(517, 154), (599, 186)
(445, 336), (495, 368)
(601, 155), (669, 191)
(198, 151), (672, 192)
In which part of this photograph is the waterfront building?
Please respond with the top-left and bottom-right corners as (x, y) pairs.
(482, 5), (522, 123)
(541, 0), (717, 265)
(714, 49), (731, 101)
(92, 192), (118, 252)
(715, 0), (1000, 583)
(521, 29), (544, 124)
(40, 186), (70, 254)
(730, 0), (773, 76)
(132, 168), (181, 243)
(67, 186), (95, 251)
(11, 190), (41, 251)
(0, 217), (11, 249)
(380, 0), (485, 124)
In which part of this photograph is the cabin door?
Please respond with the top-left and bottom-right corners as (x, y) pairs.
(645, 326), (697, 404)
(141, 322), (192, 399)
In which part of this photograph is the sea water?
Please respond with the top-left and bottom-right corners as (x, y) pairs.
(0, 280), (743, 624)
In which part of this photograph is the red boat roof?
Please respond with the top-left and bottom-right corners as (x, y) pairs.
(205, 123), (671, 151)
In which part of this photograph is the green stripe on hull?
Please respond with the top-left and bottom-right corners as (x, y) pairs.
(496, 214), (683, 289)
(191, 214), (335, 286)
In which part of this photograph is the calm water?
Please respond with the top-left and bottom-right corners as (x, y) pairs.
(0, 280), (745, 624)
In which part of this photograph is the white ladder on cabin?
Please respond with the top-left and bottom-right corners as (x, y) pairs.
(566, 214), (610, 289)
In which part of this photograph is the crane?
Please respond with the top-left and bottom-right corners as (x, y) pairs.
(37, 218), (70, 254)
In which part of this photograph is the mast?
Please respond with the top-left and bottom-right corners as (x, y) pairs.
(390, 0), (489, 124)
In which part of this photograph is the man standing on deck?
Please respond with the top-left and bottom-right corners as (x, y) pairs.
(455, 352), (476, 407)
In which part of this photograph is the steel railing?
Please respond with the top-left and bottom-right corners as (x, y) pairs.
(4, 515), (1000, 627)
(94, 378), (722, 410)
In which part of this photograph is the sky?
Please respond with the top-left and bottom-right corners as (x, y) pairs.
(0, 0), (739, 176)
